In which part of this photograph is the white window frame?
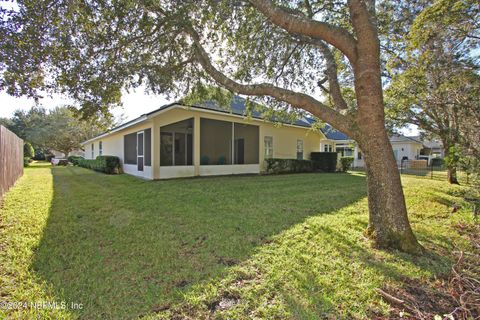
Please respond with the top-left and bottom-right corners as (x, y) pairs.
(137, 131), (145, 171)
(99, 141), (103, 156)
(296, 139), (304, 160)
(91, 143), (94, 159)
(264, 136), (273, 159)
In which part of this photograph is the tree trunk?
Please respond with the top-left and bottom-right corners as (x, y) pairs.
(359, 130), (423, 254)
(352, 27), (423, 254)
(447, 166), (459, 184)
(442, 143), (459, 184)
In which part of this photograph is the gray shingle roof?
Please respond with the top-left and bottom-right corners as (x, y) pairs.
(83, 95), (350, 143)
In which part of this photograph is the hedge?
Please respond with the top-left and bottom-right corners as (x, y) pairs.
(311, 152), (338, 172)
(265, 158), (313, 174)
(431, 157), (445, 167)
(265, 153), (338, 174)
(67, 155), (84, 165)
(77, 156), (122, 174)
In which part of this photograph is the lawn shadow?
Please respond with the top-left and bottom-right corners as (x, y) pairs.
(31, 167), (367, 319)
(276, 221), (453, 319)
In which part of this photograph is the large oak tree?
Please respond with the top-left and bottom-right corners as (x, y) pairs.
(0, 0), (425, 253)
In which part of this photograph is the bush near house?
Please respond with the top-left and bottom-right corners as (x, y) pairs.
(265, 158), (313, 174)
(339, 156), (354, 172)
(77, 156), (122, 174)
(67, 155), (84, 166)
(311, 152), (338, 172)
(265, 153), (338, 174)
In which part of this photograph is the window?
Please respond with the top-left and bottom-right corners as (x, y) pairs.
(297, 139), (304, 160)
(160, 118), (193, 166)
(124, 133), (137, 165)
(91, 143), (94, 159)
(358, 151), (362, 160)
(264, 136), (273, 159)
(99, 141), (103, 156)
(324, 144), (333, 152)
(336, 147), (353, 157)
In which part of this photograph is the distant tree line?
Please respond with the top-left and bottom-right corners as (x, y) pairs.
(0, 106), (115, 159)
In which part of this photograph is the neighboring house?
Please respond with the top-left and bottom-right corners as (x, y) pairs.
(389, 135), (424, 165)
(320, 129), (425, 168)
(418, 138), (444, 158)
(51, 149), (85, 159)
(81, 97), (328, 180)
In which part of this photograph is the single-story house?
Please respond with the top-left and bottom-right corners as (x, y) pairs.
(81, 97), (329, 180)
(321, 130), (425, 168)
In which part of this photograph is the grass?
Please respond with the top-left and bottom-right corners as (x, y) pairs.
(0, 162), (478, 319)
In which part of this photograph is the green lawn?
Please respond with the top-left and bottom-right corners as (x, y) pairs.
(0, 163), (478, 319)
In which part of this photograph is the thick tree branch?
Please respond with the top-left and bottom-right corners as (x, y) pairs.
(298, 37), (349, 111)
(188, 32), (355, 137)
(249, 0), (358, 63)
(348, 0), (379, 48)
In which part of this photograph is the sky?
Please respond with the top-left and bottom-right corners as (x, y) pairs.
(0, 90), (171, 122)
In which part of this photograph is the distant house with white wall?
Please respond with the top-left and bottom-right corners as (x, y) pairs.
(51, 149), (85, 159)
(320, 129), (426, 168)
(81, 97), (331, 180)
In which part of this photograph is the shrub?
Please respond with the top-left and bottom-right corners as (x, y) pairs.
(431, 157), (444, 167)
(23, 157), (31, 167)
(78, 156), (122, 174)
(57, 159), (68, 166)
(311, 152), (338, 172)
(339, 157), (354, 172)
(265, 158), (313, 174)
(23, 142), (35, 159)
(68, 155), (84, 165)
(33, 148), (46, 160)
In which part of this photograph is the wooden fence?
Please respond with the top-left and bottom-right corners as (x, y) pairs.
(0, 125), (24, 200)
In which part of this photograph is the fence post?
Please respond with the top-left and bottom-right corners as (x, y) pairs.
(430, 162), (433, 179)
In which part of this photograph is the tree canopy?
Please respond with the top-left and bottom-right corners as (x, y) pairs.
(385, 0), (479, 183)
(2, 106), (114, 156)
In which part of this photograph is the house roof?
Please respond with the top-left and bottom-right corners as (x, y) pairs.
(81, 96), (320, 144)
(389, 134), (423, 144)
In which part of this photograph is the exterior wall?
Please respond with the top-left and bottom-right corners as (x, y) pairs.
(83, 105), (325, 180)
(84, 121), (155, 179)
(391, 142), (423, 165)
(261, 122), (322, 160)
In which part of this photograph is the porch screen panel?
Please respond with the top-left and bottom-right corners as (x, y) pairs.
(200, 118), (232, 165)
(160, 118), (193, 166)
(160, 132), (173, 166)
(234, 123), (259, 164)
(144, 128), (152, 166)
(124, 133), (137, 164)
